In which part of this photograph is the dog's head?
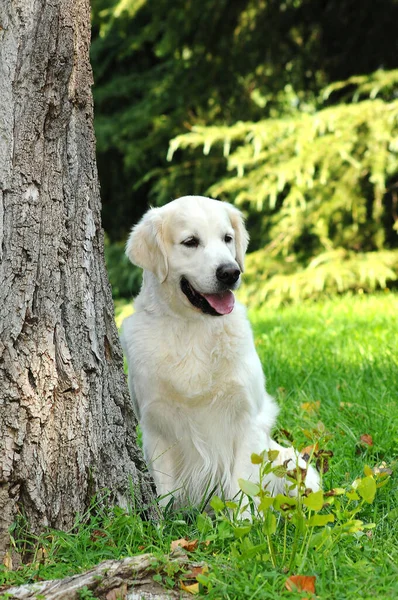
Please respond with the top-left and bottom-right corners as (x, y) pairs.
(126, 196), (249, 316)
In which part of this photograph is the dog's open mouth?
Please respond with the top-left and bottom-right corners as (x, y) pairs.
(180, 277), (235, 316)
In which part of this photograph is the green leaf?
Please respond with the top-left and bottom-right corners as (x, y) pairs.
(210, 496), (225, 512)
(233, 524), (252, 538)
(346, 490), (360, 501)
(309, 526), (332, 549)
(238, 479), (260, 497)
(263, 511), (277, 535)
(273, 494), (297, 511)
(251, 452), (264, 464)
(344, 519), (364, 533)
(196, 513), (213, 534)
(327, 487), (346, 496)
(258, 496), (274, 512)
(356, 476), (377, 504)
(272, 465), (287, 478)
(363, 464), (373, 477)
(307, 514), (335, 527)
(267, 450), (280, 462)
(303, 490), (324, 511)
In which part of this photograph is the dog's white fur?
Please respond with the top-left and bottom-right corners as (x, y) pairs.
(121, 196), (319, 506)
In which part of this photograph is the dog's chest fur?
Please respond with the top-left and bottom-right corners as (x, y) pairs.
(133, 304), (259, 408)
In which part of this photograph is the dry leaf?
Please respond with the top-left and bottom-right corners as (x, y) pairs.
(170, 538), (198, 552)
(3, 551), (12, 570)
(285, 574), (316, 595)
(106, 583), (128, 600)
(300, 401), (320, 415)
(35, 547), (48, 563)
(90, 529), (107, 541)
(315, 449), (334, 474)
(180, 581), (199, 594)
(360, 434), (373, 446)
(183, 566), (205, 580)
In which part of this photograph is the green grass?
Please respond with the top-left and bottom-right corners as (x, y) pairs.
(1, 293), (397, 599)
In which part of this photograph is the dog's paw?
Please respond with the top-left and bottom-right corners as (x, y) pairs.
(276, 448), (321, 493)
(303, 462), (321, 492)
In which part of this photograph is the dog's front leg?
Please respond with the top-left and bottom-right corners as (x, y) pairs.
(143, 430), (181, 506)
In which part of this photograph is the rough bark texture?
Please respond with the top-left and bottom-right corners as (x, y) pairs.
(2, 553), (193, 599)
(0, 0), (155, 560)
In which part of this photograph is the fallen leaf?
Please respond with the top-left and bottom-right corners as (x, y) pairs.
(106, 583), (127, 600)
(360, 434), (373, 446)
(3, 551), (12, 570)
(301, 401), (320, 415)
(180, 581), (199, 594)
(170, 538), (198, 552)
(285, 574), (316, 595)
(182, 565), (206, 580)
(91, 529), (107, 541)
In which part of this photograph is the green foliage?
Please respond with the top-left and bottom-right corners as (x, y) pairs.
(104, 237), (142, 298)
(168, 70), (398, 304)
(77, 587), (99, 600)
(240, 249), (398, 306)
(92, 0), (398, 247)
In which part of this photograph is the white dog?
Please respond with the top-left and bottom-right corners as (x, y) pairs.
(120, 196), (319, 507)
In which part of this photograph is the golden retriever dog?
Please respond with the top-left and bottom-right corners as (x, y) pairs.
(120, 196), (319, 507)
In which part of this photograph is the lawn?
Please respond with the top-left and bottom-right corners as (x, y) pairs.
(1, 293), (397, 599)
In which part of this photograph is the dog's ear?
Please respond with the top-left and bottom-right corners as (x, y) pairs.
(126, 208), (168, 282)
(224, 203), (249, 272)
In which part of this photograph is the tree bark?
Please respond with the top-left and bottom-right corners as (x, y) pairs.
(0, 0), (155, 560)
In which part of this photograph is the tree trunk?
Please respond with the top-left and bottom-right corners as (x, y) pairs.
(0, 0), (155, 560)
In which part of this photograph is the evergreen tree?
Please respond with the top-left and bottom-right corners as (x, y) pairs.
(169, 70), (398, 303)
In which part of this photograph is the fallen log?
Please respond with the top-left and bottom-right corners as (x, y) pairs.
(2, 552), (195, 599)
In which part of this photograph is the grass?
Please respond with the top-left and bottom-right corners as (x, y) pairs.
(1, 292), (397, 599)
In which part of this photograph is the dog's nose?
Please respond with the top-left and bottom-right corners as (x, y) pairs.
(216, 264), (241, 285)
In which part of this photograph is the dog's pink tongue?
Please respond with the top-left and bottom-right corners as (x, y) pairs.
(202, 290), (235, 315)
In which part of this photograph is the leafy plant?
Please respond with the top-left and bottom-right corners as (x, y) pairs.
(198, 450), (390, 587)
(77, 587), (99, 600)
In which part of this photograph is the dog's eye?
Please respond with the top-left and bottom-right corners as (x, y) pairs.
(224, 234), (233, 243)
(181, 237), (200, 248)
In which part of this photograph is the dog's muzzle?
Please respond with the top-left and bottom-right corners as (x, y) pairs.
(180, 274), (237, 316)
